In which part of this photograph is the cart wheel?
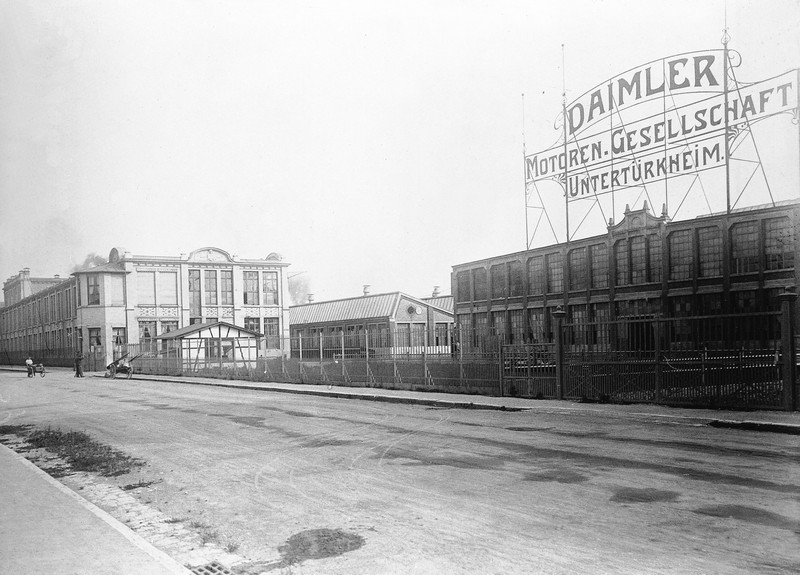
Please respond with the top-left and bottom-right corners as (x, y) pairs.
(39, 368), (46, 377)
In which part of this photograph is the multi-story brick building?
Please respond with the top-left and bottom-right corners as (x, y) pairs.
(451, 200), (799, 352)
(0, 269), (78, 363)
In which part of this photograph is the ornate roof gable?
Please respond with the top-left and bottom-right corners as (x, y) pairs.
(188, 247), (233, 263)
(607, 201), (669, 236)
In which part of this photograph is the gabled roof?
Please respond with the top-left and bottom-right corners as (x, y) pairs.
(157, 321), (262, 339)
(290, 292), (402, 325)
(290, 292), (453, 325)
(422, 295), (453, 312)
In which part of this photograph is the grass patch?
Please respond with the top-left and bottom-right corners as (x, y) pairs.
(27, 427), (144, 477)
(199, 528), (220, 545)
(0, 424), (34, 436)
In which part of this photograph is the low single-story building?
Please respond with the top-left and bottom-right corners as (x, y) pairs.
(289, 289), (455, 358)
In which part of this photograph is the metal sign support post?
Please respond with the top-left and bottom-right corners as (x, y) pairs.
(563, 104), (569, 244)
(723, 29), (732, 214)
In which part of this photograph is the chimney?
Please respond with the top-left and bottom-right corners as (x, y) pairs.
(432, 286), (441, 297)
(307, 294), (315, 303)
(363, 284), (371, 296)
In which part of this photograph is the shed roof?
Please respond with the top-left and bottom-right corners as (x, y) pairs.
(290, 292), (403, 325)
(157, 321), (262, 339)
(290, 292), (453, 326)
(422, 295), (453, 312)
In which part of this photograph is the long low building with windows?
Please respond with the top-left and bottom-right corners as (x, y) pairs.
(1, 246), (291, 369)
(451, 200), (799, 352)
(289, 289), (455, 358)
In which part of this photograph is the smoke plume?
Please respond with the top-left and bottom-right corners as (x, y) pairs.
(289, 273), (312, 305)
(71, 253), (108, 273)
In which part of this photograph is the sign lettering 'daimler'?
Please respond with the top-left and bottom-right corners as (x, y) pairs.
(525, 50), (799, 199)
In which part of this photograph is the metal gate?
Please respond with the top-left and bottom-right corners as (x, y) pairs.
(501, 343), (556, 398)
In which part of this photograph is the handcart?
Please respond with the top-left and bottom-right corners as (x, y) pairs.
(28, 363), (46, 377)
(106, 353), (143, 379)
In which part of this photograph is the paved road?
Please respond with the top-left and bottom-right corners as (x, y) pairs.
(1, 370), (799, 574)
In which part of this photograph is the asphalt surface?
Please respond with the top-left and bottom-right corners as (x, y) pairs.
(1, 366), (799, 574)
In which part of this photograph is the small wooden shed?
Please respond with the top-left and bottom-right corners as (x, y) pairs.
(157, 321), (262, 371)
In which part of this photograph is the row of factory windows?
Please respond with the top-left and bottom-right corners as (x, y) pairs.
(187, 269), (279, 312)
(456, 217), (794, 302)
(136, 269), (279, 309)
(3, 326), (113, 355)
(2, 316), (283, 353)
(291, 322), (453, 348)
(456, 289), (783, 347)
(87, 270), (280, 309)
(0, 283), (78, 333)
(0, 268), (281, 334)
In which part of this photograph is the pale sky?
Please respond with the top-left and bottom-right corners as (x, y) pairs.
(1, 0), (798, 304)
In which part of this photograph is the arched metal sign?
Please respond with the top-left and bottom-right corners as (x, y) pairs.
(524, 47), (799, 247)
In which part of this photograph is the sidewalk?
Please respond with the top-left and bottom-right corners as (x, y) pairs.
(108, 369), (800, 434)
(0, 444), (192, 575)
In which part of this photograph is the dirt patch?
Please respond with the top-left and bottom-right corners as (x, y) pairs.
(279, 528), (364, 564)
(226, 415), (268, 428)
(122, 479), (162, 491)
(375, 447), (498, 470)
(235, 528), (365, 573)
(610, 487), (680, 503)
(524, 469), (588, 483)
(0, 425), (143, 477)
(693, 504), (800, 533)
(297, 437), (357, 448)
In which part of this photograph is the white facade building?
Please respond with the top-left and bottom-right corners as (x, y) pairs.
(1, 246), (291, 368)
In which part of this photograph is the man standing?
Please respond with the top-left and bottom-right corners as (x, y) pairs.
(74, 350), (84, 378)
(25, 356), (34, 377)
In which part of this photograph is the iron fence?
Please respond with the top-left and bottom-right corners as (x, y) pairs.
(502, 311), (794, 410)
(2, 310), (796, 410)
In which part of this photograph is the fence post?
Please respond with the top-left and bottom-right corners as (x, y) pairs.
(218, 333), (223, 373)
(423, 329), (428, 387)
(341, 329), (345, 379)
(654, 320), (662, 404)
(392, 325), (398, 387)
(458, 326), (465, 390)
(552, 306), (567, 401)
(526, 341), (532, 394)
(498, 345), (504, 397)
(778, 288), (798, 411)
